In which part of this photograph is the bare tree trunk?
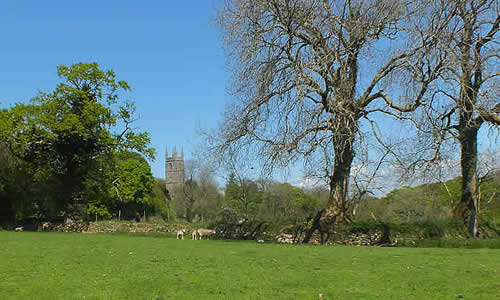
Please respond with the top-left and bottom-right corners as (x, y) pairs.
(453, 18), (481, 237)
(303, 209), (325, 244)
(304, 138), (355, 244)
(324, 120), (356, 224)
(186, 207), (192, 223)
(456, 126), (480, 237)
(322, 143), (354, 224)
(448, 1), (500, 238)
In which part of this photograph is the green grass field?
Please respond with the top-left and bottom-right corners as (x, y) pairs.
(1, 232), (499, 299)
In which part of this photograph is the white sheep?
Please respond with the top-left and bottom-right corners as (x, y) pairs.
(175, 229), (186, 240)
(196, 228), (215, 240)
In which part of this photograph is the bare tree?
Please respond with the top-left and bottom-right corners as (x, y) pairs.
(175, 159), (222, 222)
(196, 163), (221, 221)
(175, 160), (200, 222)
(214, 0), (449, 240)
(217, 145), (262, 220)
(416, 0), (499, 237)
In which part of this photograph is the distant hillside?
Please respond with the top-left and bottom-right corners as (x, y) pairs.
(355, 170), (500, 226)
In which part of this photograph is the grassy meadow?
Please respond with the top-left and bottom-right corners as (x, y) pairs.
(1, 231), (499, 299)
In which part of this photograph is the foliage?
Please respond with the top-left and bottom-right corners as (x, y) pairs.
(82, 151), (156, 220)
(87, 203), (112, 220)
(0, 63), (154, 223)
(355, 172), (500, 228)
(111, 152), (154, 217)
(479, 172), (500, 231)
(224, 176), (262, 220)
(259, 182), (320, 223)
(219, 175), (322, 225)
(213, 177), (322, 239)
(151, 178), (175, 221)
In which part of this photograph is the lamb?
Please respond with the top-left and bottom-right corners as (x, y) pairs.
(15, 226), (24, 232)
(175, 229), (186, 240)
(196, 228), (215, 240)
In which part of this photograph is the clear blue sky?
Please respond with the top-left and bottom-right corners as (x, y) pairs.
(1, 1), (498, 192)
(0, 0), (227, 179)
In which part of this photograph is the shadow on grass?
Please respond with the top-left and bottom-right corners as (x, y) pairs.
(410, 238), (500, 249)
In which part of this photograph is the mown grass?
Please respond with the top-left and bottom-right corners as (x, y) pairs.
(1, 232), (499, 299)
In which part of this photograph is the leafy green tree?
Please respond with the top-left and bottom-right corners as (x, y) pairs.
(353, 175), (498, 224)
(0, 141), (26, 224)
(151, 178), (175, 221)
(0, 63), (154, 221)
(224, 174), (241, 210)
(109, 152), (154, 220)
(0, 105), (62, 222)
(224, 176), (262, 221)
(259, 182), (320, 223)
(87, 202), (112, 221)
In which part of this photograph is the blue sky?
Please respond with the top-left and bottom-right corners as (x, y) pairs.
(1, 1), (498, 193)
(0, 0), (227, 179)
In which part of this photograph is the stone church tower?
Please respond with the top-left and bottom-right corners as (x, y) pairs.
(165, 147), (185, 199)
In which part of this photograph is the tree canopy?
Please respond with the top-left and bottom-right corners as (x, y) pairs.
(0, 63), (154, 223)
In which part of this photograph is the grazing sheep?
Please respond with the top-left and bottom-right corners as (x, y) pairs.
(15, 226), (24, 232)
(257, 239), (264, 243)
(192, 230), (199, 240)
(175, 229), (186, 240)
(196, 228), (215, 240)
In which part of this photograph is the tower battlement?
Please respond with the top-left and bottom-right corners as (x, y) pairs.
(165, 146), (185, 199)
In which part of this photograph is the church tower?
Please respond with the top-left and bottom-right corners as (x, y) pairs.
(165, 147), (185, 199)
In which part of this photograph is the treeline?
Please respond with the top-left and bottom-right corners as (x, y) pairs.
(356, 172), (500, 229)
(161, 169), (327, 224)
(168, 168), (499, 233)
(0, 63), (162, 225)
